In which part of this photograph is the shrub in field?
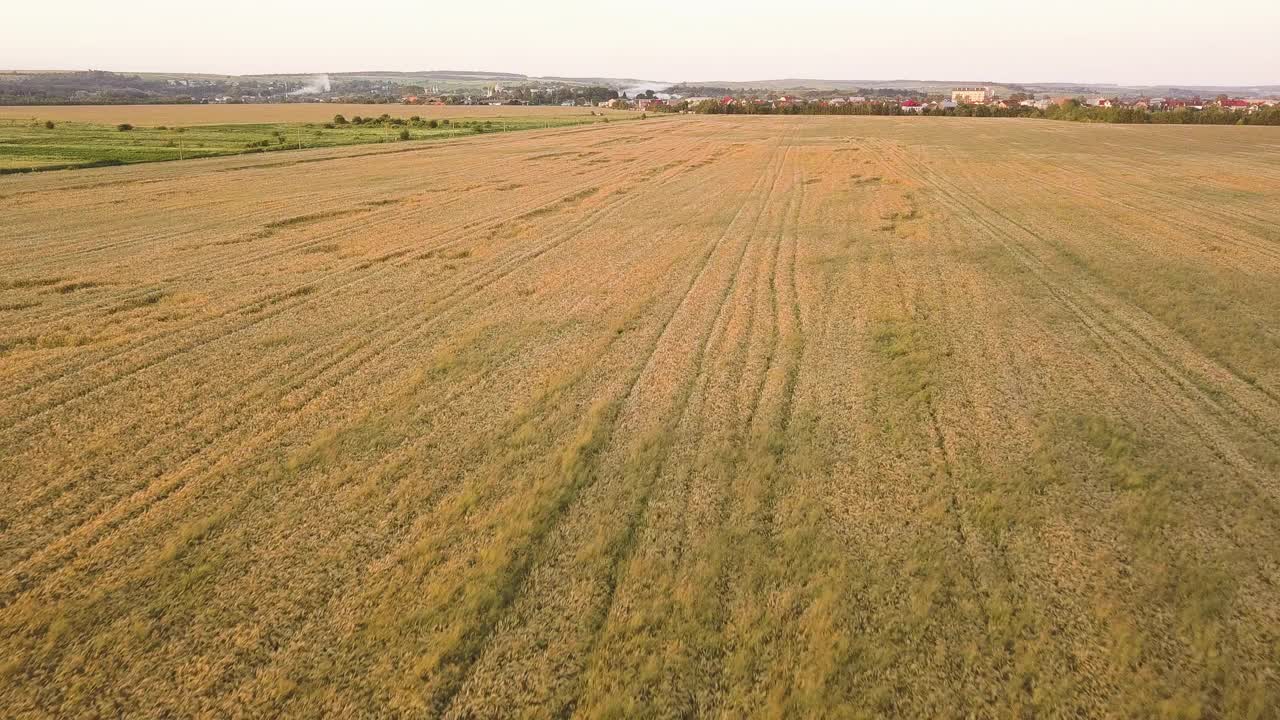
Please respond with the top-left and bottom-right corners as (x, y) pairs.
(117, 123), (133, 131)
(44, 120), (55, 129)
(398, 129), (410, 141)
(428, 119), (439, 129)
(333, 114), (348, 125)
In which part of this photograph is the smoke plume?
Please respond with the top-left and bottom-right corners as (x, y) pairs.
(289, 74), (331, 96)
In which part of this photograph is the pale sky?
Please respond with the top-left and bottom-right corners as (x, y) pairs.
(5, 0), (1278, 86)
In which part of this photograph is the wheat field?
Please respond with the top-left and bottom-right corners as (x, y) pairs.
(0, 104), (625, 126)
(2, 116), (1279, 717)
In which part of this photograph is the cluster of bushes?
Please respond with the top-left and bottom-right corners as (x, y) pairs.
(245, 131), (290, 148)
(103, 123), (189, 132)
(319, 115), (510, 137)
(328, 114), (450, 129)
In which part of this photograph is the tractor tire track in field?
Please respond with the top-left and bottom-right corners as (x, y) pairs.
(551, 131), (808, 717)
(875, 139), (1280, 465)
(2, 140), (691, 530)
(0, 133), (726, 593)
(564, 135), (804, 716)
(872, 138), (1280, 601)
(0, 129), (712, 428)
(1000, 161), (1280, 269)
(434, 132), (799, 716)
(3, 145), (724, 549)
(4, 116), (1280, 717)
(1, 125), (723, 692)
(0, 121), (671, 368)
(0, 153), (586, 385)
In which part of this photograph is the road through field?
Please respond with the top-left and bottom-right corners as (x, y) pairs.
(2, 116), (1279, 717)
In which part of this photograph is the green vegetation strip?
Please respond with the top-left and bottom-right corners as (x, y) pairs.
(0, 114), (620, 173)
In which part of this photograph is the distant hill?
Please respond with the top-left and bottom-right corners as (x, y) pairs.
(0, 69), (652, 105)
(678, 78), (1280, 98)
(682, 79), (1026, 94)
(3, 69), (1276, 104)
(1025, 82), (1280, 97)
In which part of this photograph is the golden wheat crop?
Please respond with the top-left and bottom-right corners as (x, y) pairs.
(0, 103), (627, 126)
(2, 116), (1278, 717)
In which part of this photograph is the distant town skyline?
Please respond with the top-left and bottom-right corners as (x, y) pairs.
(6, 0), (1278, 87)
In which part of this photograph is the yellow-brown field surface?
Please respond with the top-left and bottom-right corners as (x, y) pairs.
(2, 116), (1279, 717)
(0, 103), (626, 126)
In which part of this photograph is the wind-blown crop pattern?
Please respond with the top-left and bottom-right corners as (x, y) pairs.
(1, 116), (1278, 717)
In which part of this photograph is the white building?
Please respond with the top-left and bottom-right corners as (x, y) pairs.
(951, 87), (991, 104)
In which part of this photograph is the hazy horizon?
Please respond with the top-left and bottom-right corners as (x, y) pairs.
(5, 66), (1280, 90)
(6, 0), (1279, 87)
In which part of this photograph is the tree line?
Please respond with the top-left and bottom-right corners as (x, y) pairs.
(667, 98), (1280, 125)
